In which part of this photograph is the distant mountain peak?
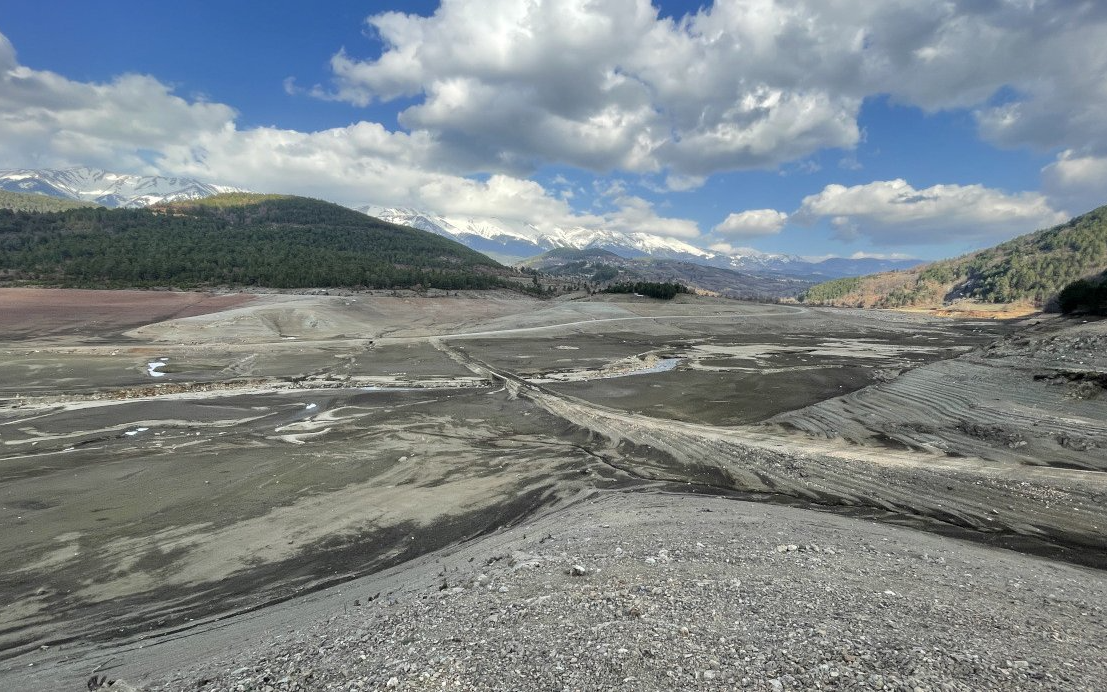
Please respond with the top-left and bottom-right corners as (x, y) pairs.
(0, 167), (246, 209)
(0, 167), (919, 281)
(358, 205), (920, 279)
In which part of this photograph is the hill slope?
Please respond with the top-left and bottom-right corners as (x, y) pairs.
(0, 190), (99, 213)
(1057, 269), (1107, 315)
(800, 205), (1107, 309)
(0, 194), (508, 290)
(3, 168), (922, 281)
(523, 247), (814, 299)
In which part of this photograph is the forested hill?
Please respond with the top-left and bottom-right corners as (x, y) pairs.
(800, 205), (1107, 309)
(0, 190), (99, 213)
(0, 193), (510, 290)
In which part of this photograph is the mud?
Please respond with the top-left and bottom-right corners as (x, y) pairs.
(1, 289), (1104, 687)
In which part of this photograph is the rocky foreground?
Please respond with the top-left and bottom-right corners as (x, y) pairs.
(66, 493), (1107, 692)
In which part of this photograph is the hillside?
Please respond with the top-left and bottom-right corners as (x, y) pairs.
(800, 205), (1107, 309)
(523, 247), (813, 299)
(0, 190), (99, 213)
(1057, 269), (1107, 315)
(0, 194), (510, 290)
(4, 169), (922, 281)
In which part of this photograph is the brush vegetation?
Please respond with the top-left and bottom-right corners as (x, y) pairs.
(800, 205), (1107, 309)
(1057, 269), (1107, 315)
(0, 190), (99, 213)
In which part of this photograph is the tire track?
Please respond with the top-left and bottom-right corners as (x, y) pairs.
(435, 339), (1107, 563)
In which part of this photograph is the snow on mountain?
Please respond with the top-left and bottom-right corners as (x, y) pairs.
(359, 205), (920, 278)
(0, 168), (917, 279)
(360, 205), (801, 267)
(361, 205), (740, 263)
(0, 167), (244, 208)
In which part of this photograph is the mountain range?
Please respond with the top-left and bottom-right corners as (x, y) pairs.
(523, 247), (812, 299)
(1, 168), (920, 279)
(359, 204), (921, 278)
(0, 194), (509, 290)
(0, 167), (243, 209)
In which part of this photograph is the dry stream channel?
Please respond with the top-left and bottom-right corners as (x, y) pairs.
(1, 288), (1105, 686)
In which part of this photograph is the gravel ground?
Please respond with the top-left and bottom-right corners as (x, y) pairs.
(111, 492), (1107, 692)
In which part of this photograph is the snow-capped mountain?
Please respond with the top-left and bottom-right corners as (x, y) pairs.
(0, 167), (244, 208)
(0, 168), (918, 279)
(361, 205), (748, 265)
(359, 205), (917, 278)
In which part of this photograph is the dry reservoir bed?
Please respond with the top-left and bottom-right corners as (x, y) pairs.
(0, 289), (1104, 689)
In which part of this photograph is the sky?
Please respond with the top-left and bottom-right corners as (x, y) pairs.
(1, 0), (1105, 261)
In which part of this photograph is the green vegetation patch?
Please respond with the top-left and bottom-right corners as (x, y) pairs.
(162, 192), (291, 209)
(800, 204), (1107, 309)
(799, 276), (861, 304)
(0, 195), (508, 290)
(1057, 270), (1107, 315)
(0, 190), (99, 213)
(602, 281), (690, 299)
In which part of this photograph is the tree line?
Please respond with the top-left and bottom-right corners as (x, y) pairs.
(0, 196), (513, 291)
(800, 204), (1107, 308)
(1057, 270), (1107, 315)
(602, 281), (690, 299)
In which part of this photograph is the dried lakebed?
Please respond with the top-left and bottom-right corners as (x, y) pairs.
(0, 289), (1104, 688)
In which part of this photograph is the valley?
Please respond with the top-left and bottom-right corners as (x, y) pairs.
(1, 288), (1105, 689)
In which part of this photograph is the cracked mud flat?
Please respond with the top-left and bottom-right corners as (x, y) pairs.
(1, 289), (1105, 689)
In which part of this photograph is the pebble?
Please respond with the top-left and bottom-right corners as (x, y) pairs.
(128, 495), (1107, 692)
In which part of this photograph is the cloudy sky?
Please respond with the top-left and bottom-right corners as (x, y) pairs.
(1, 0), (1104, 260)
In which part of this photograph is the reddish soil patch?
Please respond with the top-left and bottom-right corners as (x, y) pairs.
(0, 288), (255, 341)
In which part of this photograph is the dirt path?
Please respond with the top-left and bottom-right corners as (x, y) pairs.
(436, 338), (1107, 564)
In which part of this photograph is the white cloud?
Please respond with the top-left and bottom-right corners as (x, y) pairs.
(795, 179), (1067, 246)
(799, 251), (916, 262)
(1041, 150), (1107, 215)
(318, 0), (1107, 179)
(848, 251), (914, 260)
(713, 209), (788, 238)
(0, 31), (703, 241)
(601, 195), (699, 239)
(664, 173), (706, 192)
(3, 0), (1103, 255)
(324, 0), (863, 176)
(0, 35), (235, 173)
(707, 241), (763, 257)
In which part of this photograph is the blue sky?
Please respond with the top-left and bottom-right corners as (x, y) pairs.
(1, 0), (1104, 260)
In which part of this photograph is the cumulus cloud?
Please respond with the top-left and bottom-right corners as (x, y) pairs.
(4, 0), (1103, 254)
(1041, 150), (1107, 215)
(0, 30), (702, 241)
(795, 179), (1067, 246)
(600, 195), (699, 239)
(325, 0), (864, 176)
(707, 241), (763, 256)
(0, 35), (236, 173)
(713, 209), (789, 238)
(319, 0), (1107, 179)
(848, 251), (914, 260)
